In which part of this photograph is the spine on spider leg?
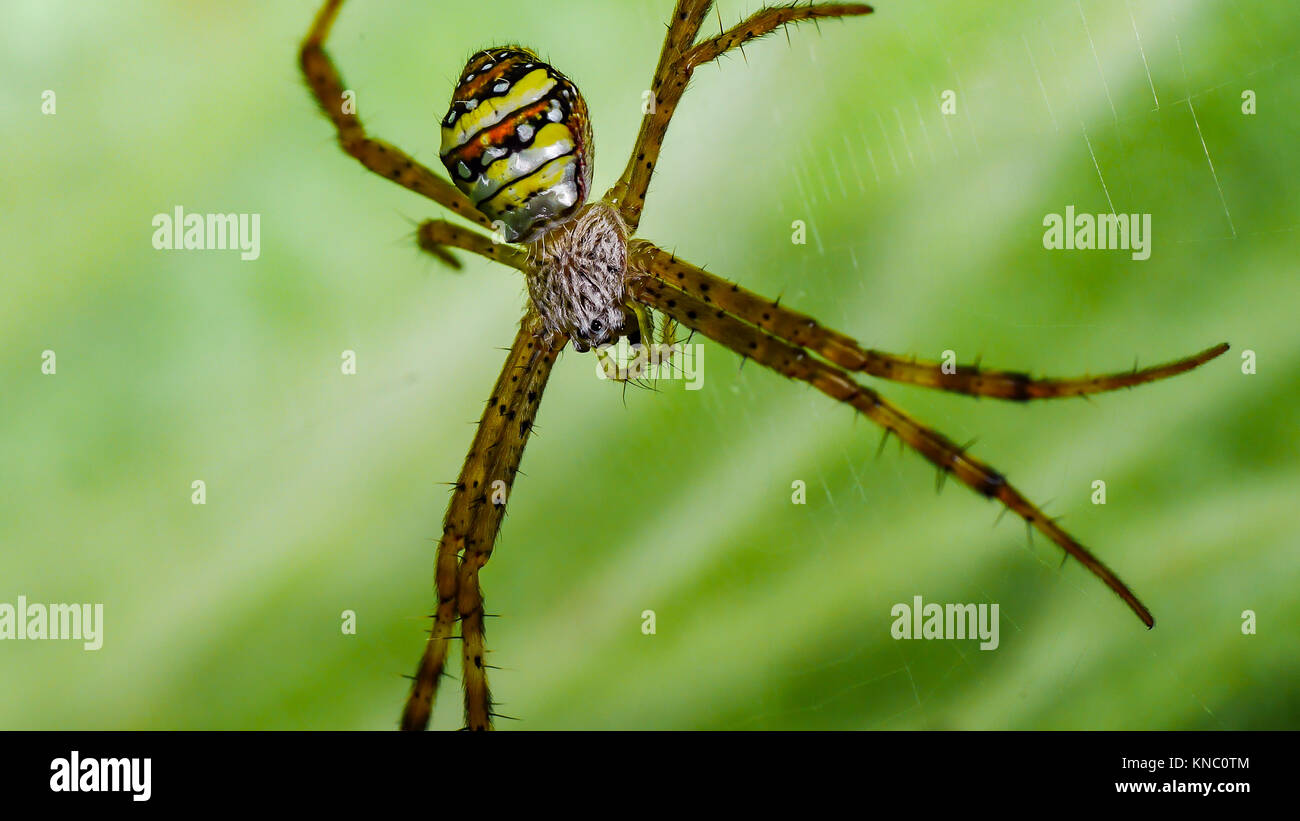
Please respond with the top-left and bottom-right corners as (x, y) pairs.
(455, 329), (565, 730)
(629, 241), (1227, 401)
(400, 321), (559, 731)
(458, 578), (494, 731)
(629, 277), (1155, 628)
(682, 4), (876, 72)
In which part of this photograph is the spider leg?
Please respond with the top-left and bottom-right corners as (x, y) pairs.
(416, 220), (528, 272)
(400, 530), (461, 732)
(456, 323), (565, 730)
(301, 0), (492, 231)
(400, 315), (565, 731)
(401, 317), (537, 731)
(629, 241), (1228, 400)
(629, 275), (1156, 627)
(605, 2), (873, 231)
(604, 0), (711, 231)
(628, 302), (659, 350)
(683, 3), (875, 72)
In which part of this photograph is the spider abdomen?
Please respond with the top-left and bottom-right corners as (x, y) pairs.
(440, 47), (593, 244)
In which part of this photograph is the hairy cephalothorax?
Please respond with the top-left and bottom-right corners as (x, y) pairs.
(525, 200), (630, 351)
(301, 0), (1228, 731)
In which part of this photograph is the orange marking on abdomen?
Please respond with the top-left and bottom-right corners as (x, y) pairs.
(445, 98), (550, 165)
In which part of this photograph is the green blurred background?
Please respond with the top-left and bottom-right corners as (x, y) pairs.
(2, 0), (1296, 729)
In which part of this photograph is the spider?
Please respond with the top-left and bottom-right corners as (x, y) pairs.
(300, 0), (1228, 730)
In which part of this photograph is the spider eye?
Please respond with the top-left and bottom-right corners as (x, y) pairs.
(439, 46), (593, 244)
(588, 319), (603, 335)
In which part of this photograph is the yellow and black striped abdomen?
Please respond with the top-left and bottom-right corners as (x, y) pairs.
(439, 48), (592, 244)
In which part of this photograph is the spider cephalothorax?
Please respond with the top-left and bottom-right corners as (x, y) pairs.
(524, 200), (630, 350)
(438, 46), (627, 350)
